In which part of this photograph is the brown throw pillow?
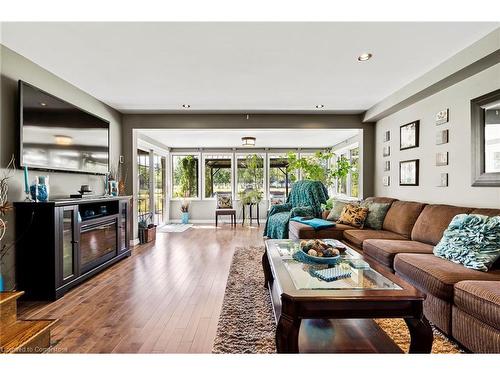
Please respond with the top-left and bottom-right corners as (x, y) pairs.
(337, 204), (369, 228)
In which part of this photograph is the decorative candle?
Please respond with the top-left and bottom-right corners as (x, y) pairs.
(23, 166), (29, 193)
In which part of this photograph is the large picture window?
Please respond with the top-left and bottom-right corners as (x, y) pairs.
(236, 154), (264, 196)
(203, 154), (233, 198)
(349, 147), (360, 198)
(268, 154), (297, 204)
(172, 154), (199, 198)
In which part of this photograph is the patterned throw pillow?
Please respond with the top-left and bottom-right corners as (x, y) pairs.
(326, 200), (350, 221)
(337, 204), (369, 228)
(361, 202), (392, 230)
(216, 193), (232, 209)
(434, 214), (500, 271)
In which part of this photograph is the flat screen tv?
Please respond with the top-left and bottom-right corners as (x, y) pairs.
(19, 80), (109, 174)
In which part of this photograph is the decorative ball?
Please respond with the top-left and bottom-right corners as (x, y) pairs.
(306, 240), (315, 248)
(323, 249), (334, 257)
(331, 249), (340, 257)
(300, 240), (307, 248)
(307, 249), (317, 257)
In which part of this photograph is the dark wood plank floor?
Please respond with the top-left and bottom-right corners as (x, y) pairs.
(18, 224), (265, 353)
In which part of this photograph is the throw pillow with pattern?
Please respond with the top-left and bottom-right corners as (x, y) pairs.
(216, 193), (233, 209)
(326, 200), (350, 221)
(337, 203), (369, 228)
(433, 214), (500, 271)
(361, 202), (392, 230)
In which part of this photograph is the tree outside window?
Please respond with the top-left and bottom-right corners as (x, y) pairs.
(269, 154), (297, 203)
(237, 154), (264, 202)
(350, 147), (360, 198)
(204, 155), (232, 198)
(172, 155), (199, 198)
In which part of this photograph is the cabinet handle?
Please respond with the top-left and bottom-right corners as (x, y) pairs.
(72, 240), (79, 244)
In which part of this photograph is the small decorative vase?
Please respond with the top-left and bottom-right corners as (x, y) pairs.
(108, 180), (118, 196)
(0, 273), (4, 292)
(181, 212), (189, 224)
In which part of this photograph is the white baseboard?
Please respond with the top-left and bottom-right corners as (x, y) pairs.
(130, 238), (140, 246)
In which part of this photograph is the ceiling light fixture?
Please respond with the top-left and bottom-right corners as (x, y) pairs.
(241, 136), (256, 147)
(357, 53), (373, 62)
(54, 135), (73, 146)
(315, 104), (324, 109)
(39, 102), (47, 107)
(182, 104), (191, 108)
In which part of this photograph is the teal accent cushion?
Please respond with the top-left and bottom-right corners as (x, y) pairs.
(326, 200), (350, 221)
(361, 202), (391, 230)
(433, 214), (500, 272)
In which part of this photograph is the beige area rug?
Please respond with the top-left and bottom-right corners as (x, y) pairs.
(212, 246), (462, 354)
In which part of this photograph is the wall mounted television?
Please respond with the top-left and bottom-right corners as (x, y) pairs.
(19, 80), (110, 175)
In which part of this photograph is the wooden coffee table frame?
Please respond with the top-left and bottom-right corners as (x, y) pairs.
(262, 240), (433, 354)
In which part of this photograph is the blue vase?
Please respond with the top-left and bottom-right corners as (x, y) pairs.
(0, 273), (4, 292)
(181, 212), (189, 224)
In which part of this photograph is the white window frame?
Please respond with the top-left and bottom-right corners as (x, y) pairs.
(235, 152), (267, 201)
(333, 142), (360, 199)
(201, 152), (235, 200)
(170, 151), (202, 201)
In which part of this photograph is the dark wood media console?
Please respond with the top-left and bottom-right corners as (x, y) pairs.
(14, 196), (132, 300)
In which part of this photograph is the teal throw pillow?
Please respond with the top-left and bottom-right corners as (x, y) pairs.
(361, 201), (392, 230)
(433, 214), (500, 272)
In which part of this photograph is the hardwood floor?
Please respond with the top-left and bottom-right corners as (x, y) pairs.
(18, 224), (265, 353)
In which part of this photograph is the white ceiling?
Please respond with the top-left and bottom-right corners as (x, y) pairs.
(138, 129), (359, 149)
(1, 22), (498, 113)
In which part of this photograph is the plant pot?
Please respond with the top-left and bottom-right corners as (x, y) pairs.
(181, 212), (189, 224)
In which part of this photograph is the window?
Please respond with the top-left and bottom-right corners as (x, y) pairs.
(203, 154), (233, 198)
(172, 154), (199, 198)
(268, 154), (297, 204)
(137, 149), (151, 222)
(349, 147), (360, 198)
(236, 154), (264, 196)
(153, 154), (166, 224)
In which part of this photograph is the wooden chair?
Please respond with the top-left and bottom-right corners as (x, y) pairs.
(215, 193), (236, 227)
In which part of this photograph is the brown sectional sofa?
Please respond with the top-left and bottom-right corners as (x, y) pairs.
(288, 197), (500, 352)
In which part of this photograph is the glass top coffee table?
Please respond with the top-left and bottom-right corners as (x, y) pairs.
(262, 239), (433, 353)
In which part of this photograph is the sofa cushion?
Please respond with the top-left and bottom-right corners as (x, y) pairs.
(361, 202), (392, 230)
(434, 214), (500, 271)
(454, 281), (500, 330)
(343, 229), (406, 248)
(363, 197), (398, 205)
(394, 253), (500, 302)
(337, 204), (369, 228)
(382, 201), (426, 238)
(363, 239), (433, 268)
(289, 220), (355, 240)
(411, 204), (473, 245)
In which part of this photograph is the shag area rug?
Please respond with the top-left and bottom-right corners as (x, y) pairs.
(212, 246), (462, 354)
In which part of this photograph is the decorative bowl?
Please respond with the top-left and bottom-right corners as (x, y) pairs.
(294, 249), (341, 265)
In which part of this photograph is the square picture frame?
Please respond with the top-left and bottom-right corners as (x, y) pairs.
(383, 175), (390, 186)
(383, 145), (391, 157)
(438, 173), (449, 187)
(383, 130), (391, 142)
(399, 159), (419, 186)
(384, 160), (391, 171)
(436, 129), (449, 145)
(436, 152), (449, 166)
(435, 109), (449, 125)
(400, 121), (420, 150)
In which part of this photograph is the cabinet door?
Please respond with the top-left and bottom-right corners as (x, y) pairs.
(58, 205), (80, 286)
(118, 199), (129, 253)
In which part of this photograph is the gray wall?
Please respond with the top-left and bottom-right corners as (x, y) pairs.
(123, 114), (375, 239)
(0, 45), (123, 289)
(374, 62), (500, 207)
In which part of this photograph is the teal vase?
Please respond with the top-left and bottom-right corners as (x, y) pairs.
(181, 212), (189, 224)
(0, 273), (4, 292)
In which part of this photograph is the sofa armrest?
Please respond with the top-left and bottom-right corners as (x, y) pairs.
(268, 203), (292, 217)
(290, 206), (315, 218)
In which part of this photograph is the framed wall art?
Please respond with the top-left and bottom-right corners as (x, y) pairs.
(436, 151), (449, 166)
(435, 109), (449, 125)
(436, 129), (449, 145)
(399, 159), (419, 186)
(400, 121), (419, 150)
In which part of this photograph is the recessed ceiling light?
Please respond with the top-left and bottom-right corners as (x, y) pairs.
(182, 104), (191, 108)
(357, 53), (373, 62)
(315, 104), (324, 109)
(39, 102), (47, 106)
